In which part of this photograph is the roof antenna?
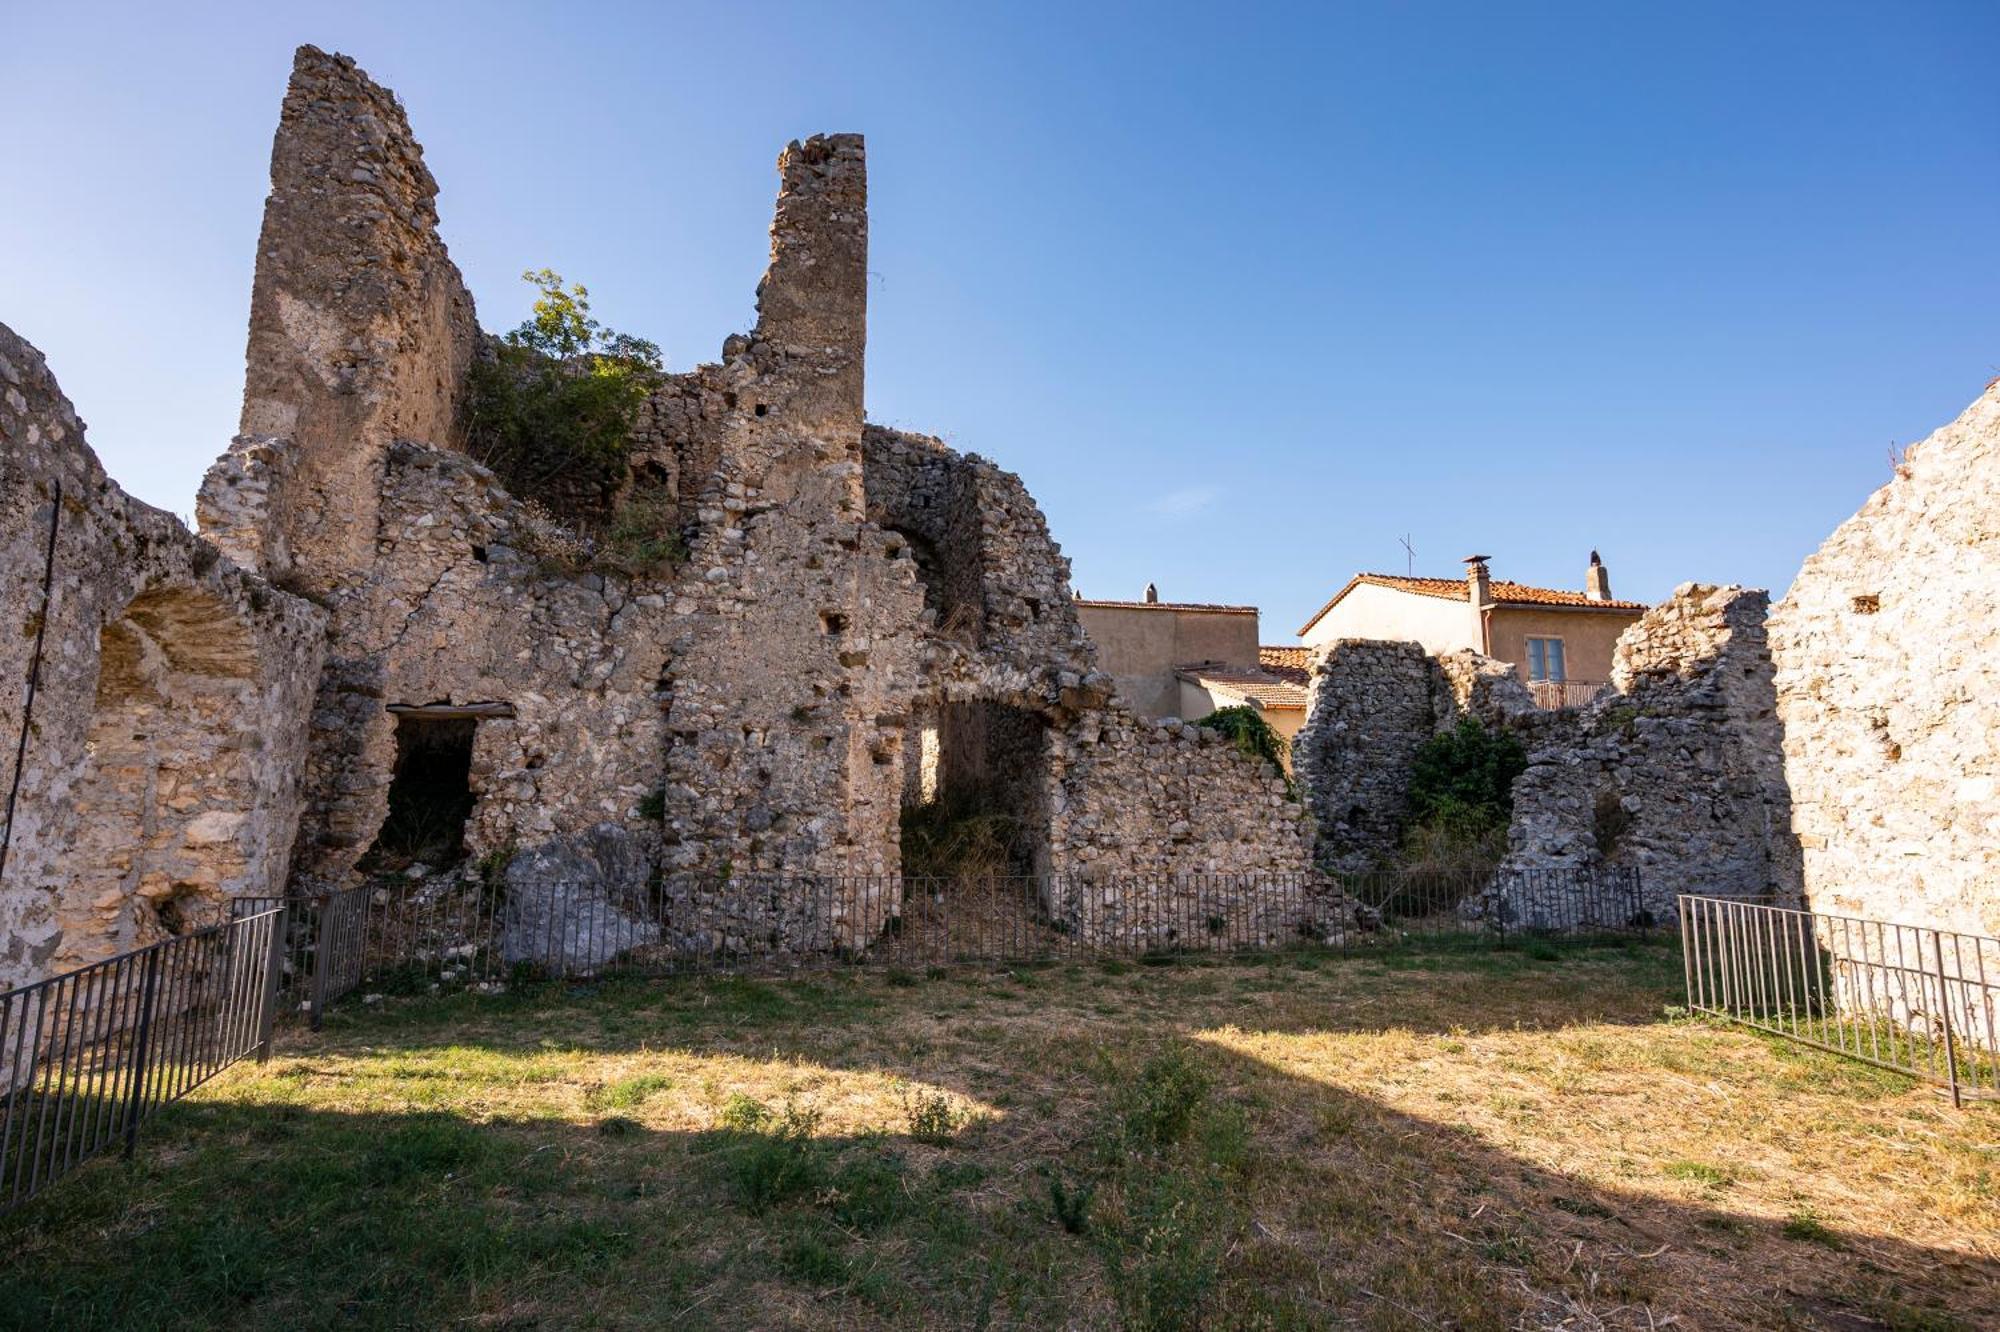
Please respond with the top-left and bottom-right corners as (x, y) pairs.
(1398, 533), (1416, 577)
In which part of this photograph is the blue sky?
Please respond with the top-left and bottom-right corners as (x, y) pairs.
(3, 1), (1995, 636)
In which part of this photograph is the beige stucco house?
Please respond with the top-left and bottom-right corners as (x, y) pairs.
(1074, 588), (1310, 766)
(1296, 555), (1648, 706)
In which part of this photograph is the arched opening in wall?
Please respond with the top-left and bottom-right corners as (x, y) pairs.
(898, 700), (1051, 884)
(363, 711), (481, 871)
(59, 585), (259, 969)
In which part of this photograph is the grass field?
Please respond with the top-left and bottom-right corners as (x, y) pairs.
(2, 940), (1994, 1330)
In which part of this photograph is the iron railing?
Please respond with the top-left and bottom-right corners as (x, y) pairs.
(1680, 895), (1999, 1105)
(239, 866), (1647, 1018)
(0, 906), (285, 1214)
(1526, 679), (1606, 710)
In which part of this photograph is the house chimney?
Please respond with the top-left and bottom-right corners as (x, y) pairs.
(1463, 555), (1492, 654)
(1585, 550), (1612, 601)
(1144, 582), (1159, 604)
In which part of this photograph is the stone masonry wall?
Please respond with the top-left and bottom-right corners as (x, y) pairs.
(1770, 382), (2000, 940)
(1293, 641), (1438, 872)
(200, 45), (478, 595)
(0, 323), (324, 991)
(159, 46), (1316, 965)
(1291, 640), (1529, 871)
(1497, 584), (1798, 923)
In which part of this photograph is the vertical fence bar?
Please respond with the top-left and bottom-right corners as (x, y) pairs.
(256, 906), (285, 1063)
(120, 948), (161, 1162)
(1933, 930), (1962, 1109)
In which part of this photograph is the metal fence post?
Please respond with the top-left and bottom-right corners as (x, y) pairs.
(1933, 930), (1962, 1109)
(309, 895), (332, 1032)
(121, 947), (161, 1161)
(256, 906), (286, 1064)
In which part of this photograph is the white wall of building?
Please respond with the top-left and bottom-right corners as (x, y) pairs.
(1300, 582), (1474, 655)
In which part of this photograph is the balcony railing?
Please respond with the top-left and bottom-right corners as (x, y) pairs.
(1526, 678), (1605, 710)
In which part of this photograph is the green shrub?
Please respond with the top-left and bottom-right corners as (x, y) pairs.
(1117, 1047), (1213, 1150)
(902, 1087), (970, 1145)
(1049, 1171), (1096, 1235)
(598, 487), (686, 577)
(1101, 1168), (1230, 1332)
(1195, 705), (1288, 773)
(1407, 718), (1527, 832)
(715, 1098), (827, 1213)
(1400, 717), (1528, 875)
(464, 270), (664, 507)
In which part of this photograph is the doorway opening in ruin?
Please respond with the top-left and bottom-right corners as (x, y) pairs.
(898, 700), (1051, 884)
(367, 713), (479, 870)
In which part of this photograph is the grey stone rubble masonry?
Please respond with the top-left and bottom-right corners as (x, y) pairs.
(501, 824), (661, 973)
(1496, 584), (1799, 923)
(0, 322), (324, 993)
(1292, 639), (1532, 872)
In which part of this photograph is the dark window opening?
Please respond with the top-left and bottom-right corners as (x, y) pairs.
(364, 714), (478, 871)
(753, 402), (769, 417)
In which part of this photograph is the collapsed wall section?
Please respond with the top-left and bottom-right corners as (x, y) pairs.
(200, 48), (696, 911)
(187, 47), (1320, 964)
(862, 425), (1094, 671)
(1497, 584), (1798, 923)
(652, 135), (929, 928)
(0, 324), (324, 991)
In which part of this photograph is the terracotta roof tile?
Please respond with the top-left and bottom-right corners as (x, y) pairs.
(1257, 645), (1312, 685)
(1297, 573), (1649, 634)
(1175, 662), (1311, 710)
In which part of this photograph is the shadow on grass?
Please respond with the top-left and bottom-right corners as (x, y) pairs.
(0, 943), (1990, 1331)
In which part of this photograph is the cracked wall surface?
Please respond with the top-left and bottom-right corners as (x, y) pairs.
(0, 324), (324, 991)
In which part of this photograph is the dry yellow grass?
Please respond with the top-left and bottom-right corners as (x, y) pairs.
(3, 943), (1994, 1330)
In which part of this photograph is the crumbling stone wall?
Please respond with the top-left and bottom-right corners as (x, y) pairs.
(1293, 641), (1438, 871)
(1770, 382), (2000, 940)
(172, 45), (1312, 966)
(199, 45), (477, 595)
(1496, 584), (1798, 922)
(0, 323), (323, 990)
(1292, 640), (1529, 871)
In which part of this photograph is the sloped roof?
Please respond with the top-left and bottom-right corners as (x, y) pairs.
(1297, 573), (1649, 635)
(1257, 645), (1312, 684)
(1175, 662), (1311, 711)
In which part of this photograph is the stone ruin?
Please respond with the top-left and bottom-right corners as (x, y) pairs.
(1294, 584), (1801, 926)
(4, 44), (1996, 1006)
(1771, 382), (2000, 943)
(0, 327), (325, 993)
(0, 47), (1318, 990)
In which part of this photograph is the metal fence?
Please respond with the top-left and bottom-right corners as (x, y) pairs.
(239, 865), (1647, 1021)
(1680, 894), (1999, 1105)
(0, 868), (1643, 1212)
(0, 906), (285, 1214)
